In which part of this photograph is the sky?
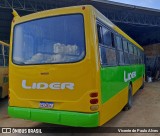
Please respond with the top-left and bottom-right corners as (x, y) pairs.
(110, 0), (160, 9)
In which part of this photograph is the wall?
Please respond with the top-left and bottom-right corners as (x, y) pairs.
(143, 43), (160, 57)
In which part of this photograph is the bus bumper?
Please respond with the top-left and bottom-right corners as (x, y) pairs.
(8, 106), (99, 127)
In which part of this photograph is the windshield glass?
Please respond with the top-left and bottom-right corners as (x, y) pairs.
(13, 14), (85, 65)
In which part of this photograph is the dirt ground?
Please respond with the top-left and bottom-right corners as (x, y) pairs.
(0, 81), (160, 136)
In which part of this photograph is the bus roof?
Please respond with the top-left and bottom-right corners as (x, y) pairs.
(0, 41), (9, 46)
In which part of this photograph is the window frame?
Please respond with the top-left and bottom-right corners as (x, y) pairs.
(96, 19), (144, 67)
(4, 45), (9, 67)
(114, 34), (125, 65)
(0, 44), (5, 67)
(97, 20), (118, 67)
(12, 13), (86, 66)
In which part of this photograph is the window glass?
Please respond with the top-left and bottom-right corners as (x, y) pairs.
(0, 44), (2, 54)
(4, 46), (9, 56)
(98, 22), (117, 66)
(123, 40), (128, 52)
(139, 57), (142, 64)
(134, 47), (137, 55)
(133, 54), (137, 64)
(117, 51), (124, 64)
(138, 56), (141, 64)
(135, 56), (139, 64)
(13, 14), (85, 65)
(142, 52), (144, 64)
(99, 46), (107, 64)
(111, 33), (115, 48)
(97, 24), (103, 44)
(139, 51), (143, 64)
(124, 52), (130, 64)
(137, 49), (140, 56)
(106, 48), (117, 65)
(4, 46), (9, 67)
(115, 36), (122, 50)
(102, 27), (112, 46)
(129, 54), (134, 64)
(128, 43), (134, 54)
(5, 56), (9, 66)
(0, 55), (4, 66)
(99, 46), (117, 66)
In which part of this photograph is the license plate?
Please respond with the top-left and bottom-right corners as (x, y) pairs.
(40, 102), (54, 108)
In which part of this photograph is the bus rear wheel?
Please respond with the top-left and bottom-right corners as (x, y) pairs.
(123, 84), (133, 111)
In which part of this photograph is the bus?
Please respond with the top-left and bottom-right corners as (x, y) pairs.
(0, 41), (9, 99)
(8, 5), (145, 127)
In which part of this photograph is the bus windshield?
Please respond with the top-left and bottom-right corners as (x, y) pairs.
(13, 14), (85, 65)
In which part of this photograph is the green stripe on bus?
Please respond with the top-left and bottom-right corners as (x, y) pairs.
(100, 65), (144, 103)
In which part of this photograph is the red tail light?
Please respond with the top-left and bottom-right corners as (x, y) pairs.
(90, 99), (98, 104)
(90, 92), (98, 97)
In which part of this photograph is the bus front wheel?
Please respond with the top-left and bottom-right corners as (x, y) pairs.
(123, 85), (133, 111)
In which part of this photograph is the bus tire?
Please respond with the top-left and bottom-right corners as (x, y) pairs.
(140, 77), (144, 89)
(123, 84), (133, 111)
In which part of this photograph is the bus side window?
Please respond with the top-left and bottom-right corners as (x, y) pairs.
(102, 27), (112, 47)
(137, 49), (141, 64)
(136, 47), (139, 64)
(105, 47), (117, 66)
(115, 35), (124, 65)
(128, 43), (134, 64)
(134, 46), (137, 64)
(99, 46), (107, 64)
(97, 24), (103, 44)
(0, 44), (4, 66)
(122, 39), (130, 65)
(128, 43), (134, 54)
(99, 45), (117, 66)
(140, 50), (143, 64)
(4, 46), (9, 66)
(97, 23), (117, 66)
(123, 40), (128, 53)
(142, 52), (144, 64)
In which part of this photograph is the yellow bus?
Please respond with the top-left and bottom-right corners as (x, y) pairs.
(9, 5), (145, 127)
(0, 41), (9, 99)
